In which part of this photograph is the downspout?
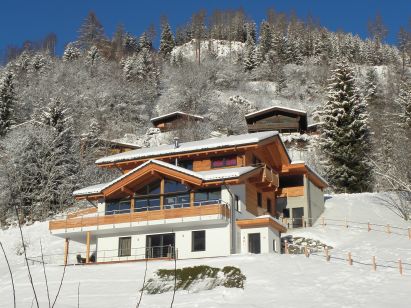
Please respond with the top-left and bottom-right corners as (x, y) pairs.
(222, 181), (236, 254)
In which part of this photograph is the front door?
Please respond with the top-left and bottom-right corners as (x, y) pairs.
(248, 233), (261, 254)
(292, 207), (304, 228)
(146, 233), (175, 258)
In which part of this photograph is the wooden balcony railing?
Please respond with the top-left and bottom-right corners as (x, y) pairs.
(49, 201), (230, 231)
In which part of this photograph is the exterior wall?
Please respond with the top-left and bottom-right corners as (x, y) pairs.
(192, 155), (245, 172)
(307, 178), (325, 224)
(95, 224), (231, 262)
(239, 227), (280, 254)
(222, 184), (255, 220)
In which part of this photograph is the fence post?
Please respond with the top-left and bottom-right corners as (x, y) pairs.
(372, 256), (376, 271)
(347, 252), (352, 265)
(408, 228), (411, 240)
(64, 238), (69, 266)
(285, 241), (289, 254)
(386, 224), (391, 234)
(325, 247), (330, 261)
(321, 217), (325, 227)
(304, 246), (309, 258)
(399, 259), (403, 275)
(368, 222), (371, 232)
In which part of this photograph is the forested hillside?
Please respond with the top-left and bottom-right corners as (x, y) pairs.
(0, 9), (410, 224)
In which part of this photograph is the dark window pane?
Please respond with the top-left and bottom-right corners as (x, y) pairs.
(257, 192), (262, 207)
(164, 180), (188, 193)
(279, 175), (304, 188)
(192, 230), (205, 252)
(194, 192), (208, 202)
(118, 237), (131, 257)
(211, 159), (224, 168)
(148, 198), (160, 211)
(134, 199), (148, 212)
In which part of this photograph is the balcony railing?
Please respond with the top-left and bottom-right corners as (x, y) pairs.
(49, 200), (230, 231)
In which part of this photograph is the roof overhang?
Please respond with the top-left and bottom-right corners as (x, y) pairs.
(74, 160), (262, 200)
(281, 162), (328, 189)
(237, 217), (287, 233)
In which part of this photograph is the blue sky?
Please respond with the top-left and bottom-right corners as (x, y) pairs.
(0, 0), (410, 56)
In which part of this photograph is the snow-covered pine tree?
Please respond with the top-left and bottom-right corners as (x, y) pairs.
(396, 77), (411, 129)
(320, 61), (373, 193)
(63, 43), (81, 62)
(0, 72), (15, 137)
(139, 32), (152, 51)
(86, 46), (100, 66)
(159, 21), (175, 58)
(243, 31), (256, 71)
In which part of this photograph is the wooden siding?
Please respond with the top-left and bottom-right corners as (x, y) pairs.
(237, 217), (287, 232)
(49, 204), (229, 231)
(276, 186), (305, 197)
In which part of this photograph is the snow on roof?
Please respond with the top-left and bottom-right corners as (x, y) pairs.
(95, 131), (279, 165)
(150, 111), (204, 123)
(74, 160), (260, 196)
(245, 105), (307, 119)
(197, 166), (258, 181)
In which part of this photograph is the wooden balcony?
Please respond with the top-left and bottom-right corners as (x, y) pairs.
(49, 202), (230, 232)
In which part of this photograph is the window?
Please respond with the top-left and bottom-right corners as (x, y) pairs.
(283, 208), (290, 218)
(179, 160), (193, 170)
(235, 195), (240, 212)
(275, 197), (288, 218)
(211, 156), (237, 168)
(194, 188), (221, 205)
(118, 237), (131, 257)
(252, 155), (261, 166)
(106, 200), (131, 215)
(267, 199), (272, 214)
(257, 192), (262, 208)
(192, 230), (206, 252)
(279, 175), (304, 188)
(164, 180), (189, 193)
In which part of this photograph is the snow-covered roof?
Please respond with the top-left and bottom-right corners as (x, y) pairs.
(74, 159), (260, 196)
(98, 138), (141, 149)
(96, 131), (279, 165)
(245, 105), (307, 119)
(150, 111), (204, 124)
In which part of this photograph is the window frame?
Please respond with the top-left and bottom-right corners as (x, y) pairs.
(118, 237), (132, 257)
(211, 155), (238, 169)
(191, 230), (206, 252)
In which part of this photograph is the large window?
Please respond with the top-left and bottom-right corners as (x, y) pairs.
(106, 200), (131, 215)
(211, 156), (237, 168)
(178, 160), (193, 170)
(192, 230), (206, 252)
(118, 237), (131, 257)
(194, 188), (221, 205)
(279, 175), (304, 188)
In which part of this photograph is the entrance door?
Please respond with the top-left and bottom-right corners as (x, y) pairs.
(292, 207), (304, 228)
(248, 233), (261, 254)
(146, 233), (175, 258)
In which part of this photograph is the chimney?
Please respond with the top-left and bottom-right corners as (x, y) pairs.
(174, 137), (180, 149)
(174, 137), (179, 166)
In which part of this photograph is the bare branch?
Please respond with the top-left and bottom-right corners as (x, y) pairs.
(40, 239), (52, 308)
(0, 241), (16, 308)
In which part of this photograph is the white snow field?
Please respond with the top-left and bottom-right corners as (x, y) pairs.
(1, 193), (411, 308)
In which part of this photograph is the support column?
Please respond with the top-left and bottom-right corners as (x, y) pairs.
(160, 178), (165, 210)
(190, 190), (195, 207)
(64, 238), (69, 266)
(86, 231), (91, 263)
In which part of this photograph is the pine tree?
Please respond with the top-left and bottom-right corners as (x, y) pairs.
(0, 72), (15, 137)
(243, 31), (256, 71)
(40, 98), (69, 134)
(63, 43), (81, 62)
(159, 21), (175, 58)
(259, 20), (272, 57)
(397, 77), (411, 129)
(320, 61), (373, 193)
(86, 46), (100, 66)
(139, 32), (152, 51)
(78, 11), (106, 49)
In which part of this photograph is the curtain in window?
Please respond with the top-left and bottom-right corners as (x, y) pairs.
(118, 237), (131, 257)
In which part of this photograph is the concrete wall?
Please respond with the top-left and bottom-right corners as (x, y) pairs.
(95, 224), (231, 262)
(307, 179), (325, 224)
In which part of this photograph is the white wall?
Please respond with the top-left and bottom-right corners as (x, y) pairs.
(95, 224), (231, 262)
(222, 184), (255, 220)
(307, 179), (325, 224)
(240, 227), (280, 254)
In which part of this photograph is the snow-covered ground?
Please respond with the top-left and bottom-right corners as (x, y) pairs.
(1, 193), (410, 307)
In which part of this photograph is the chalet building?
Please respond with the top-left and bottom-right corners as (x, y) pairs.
(245, 106), (308, 134)
(49, 131), (327, 264)
(151, 111), (204, 132)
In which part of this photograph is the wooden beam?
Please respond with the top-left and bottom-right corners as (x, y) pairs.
(190, 190), (194, 207)
(86, 231), (91, 264)
(160, 178), (165, 210)
(121, 186), (134, 197)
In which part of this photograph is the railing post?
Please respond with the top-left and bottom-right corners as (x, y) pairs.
(64, 238), (69, 266)
(86, 231), (91, 264)
(347, 252), (352, 265)
(325, 246), (330, 261)
(368, 222), (371, 232)
(284, 241), (289, 254)
(304, 246), (309, 258)
(372, 256), (376, 271)
(386, 224), (391, 234)
(399, 259), (403, 275)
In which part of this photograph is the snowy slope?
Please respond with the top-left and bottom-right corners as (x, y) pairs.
(1, 193), (410, 308)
